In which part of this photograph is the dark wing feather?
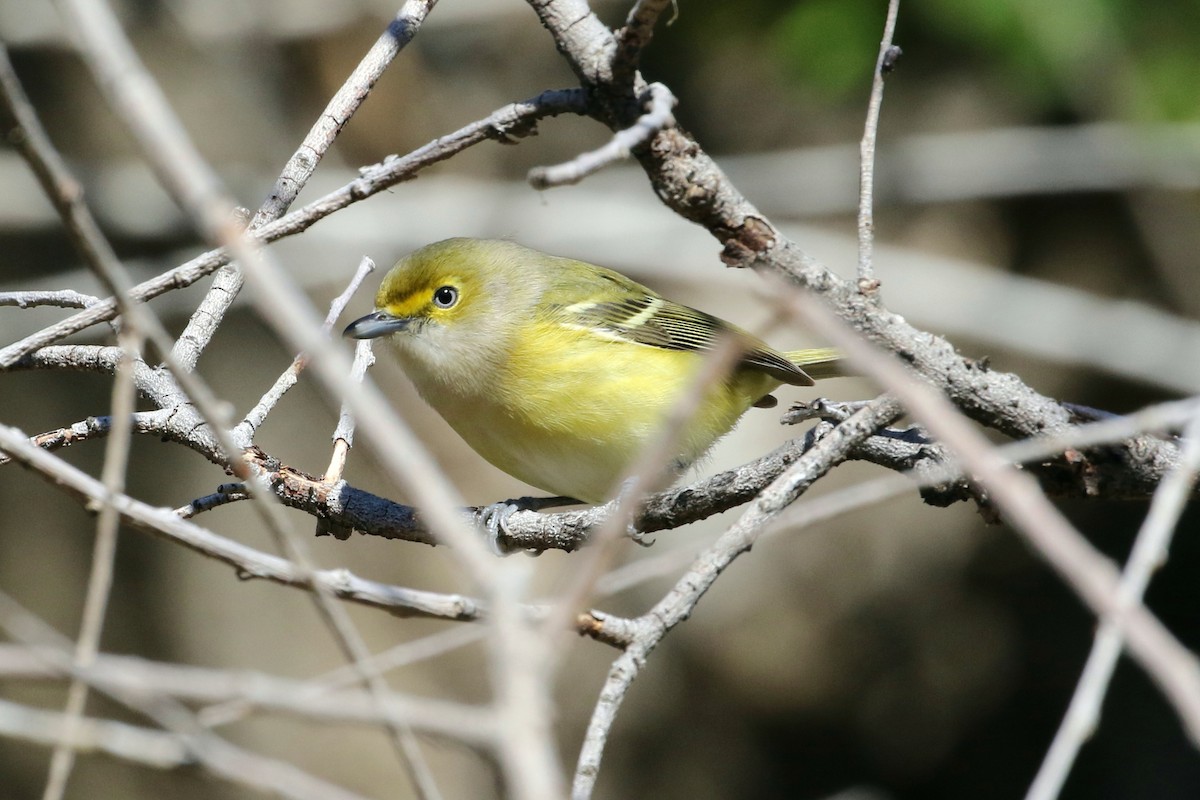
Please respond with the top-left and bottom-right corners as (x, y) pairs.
(565, 296), (814, 387)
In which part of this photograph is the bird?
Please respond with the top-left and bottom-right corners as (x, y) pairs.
(344, 237), (844, 508)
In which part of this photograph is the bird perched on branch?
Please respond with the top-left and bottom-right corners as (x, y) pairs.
(344, 238), (844, 507)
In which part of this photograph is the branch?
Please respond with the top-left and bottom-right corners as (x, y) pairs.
(572, 397), (902, 799)
(1027, 409), (1200, 799)
(528, 82), (675, 188)
(264, 389), (1199, 552)
(0, 290), (100, 309)
(0, 696), (191, 770)
(43, 330), (138, 800)
(527, 0), (1181, 500)
(0, 423), (482, 621)
(784, 285), (1200, 747)
(0, 645), (495, 745)
(235, 255), (376, 445)
(0, 588), (373, 800)
(173, 1), (440, 372)
(612, 0), (677, 85)
(856, 0), (901, 288)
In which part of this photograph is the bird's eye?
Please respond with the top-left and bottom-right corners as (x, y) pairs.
(432, 285), (459, 309)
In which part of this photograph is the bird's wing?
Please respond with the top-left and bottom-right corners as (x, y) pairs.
(559, 294), (814, 386)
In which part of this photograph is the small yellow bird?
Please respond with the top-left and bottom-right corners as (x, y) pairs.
(344, 238), (843, 506)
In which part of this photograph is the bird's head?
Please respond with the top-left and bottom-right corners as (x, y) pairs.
(343, 238), (537, 385)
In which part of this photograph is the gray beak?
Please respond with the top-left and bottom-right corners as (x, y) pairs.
(343, 310), (409, 340)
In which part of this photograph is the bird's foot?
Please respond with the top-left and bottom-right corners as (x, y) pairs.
(476, 495), (581, 556)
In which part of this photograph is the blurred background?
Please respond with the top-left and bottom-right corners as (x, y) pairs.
(2, 0), (1200, 798)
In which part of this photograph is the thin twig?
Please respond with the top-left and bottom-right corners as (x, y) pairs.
(528, 82), (675, 188)
(0, 590), (376, 800)
(174, 487), (250, 519)
(0, 696), (192, 770)
(0, 409), (132, 467)
(0, 87), (583, 367)
(173, 1), (439, 371)
(1026, 409), (1200, 800)
(780, 284), (1200, 747)
(196, 626), (486, 730)
(856, 0), (900, 290)
(0, 644), (495, 744)
(571, 397), (902, 799)
(236, 255), (375, 444)
(0, 290), (100, 309)
(0, 422), (485, 621)
(41, 331), (139, 800)
(323, 338), (375, 484)
(591, 465), (914, 600)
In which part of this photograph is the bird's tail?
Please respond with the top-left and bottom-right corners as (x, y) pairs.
(785, 347), (846, 380)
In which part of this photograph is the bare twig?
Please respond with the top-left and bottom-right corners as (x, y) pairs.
(1026, 409), (1200, 800)
(236, 255), (375, 444)
(247, 391), (1198, 552)
(0, 697), (191, 770)
(0, 590), (376, 800)
(0, 422), (484, 620)
(572, 397), (903, 799)
(323, 338), (375, 484)
(174, 487), (250, 519)
(528, 82), (675, 188)
(525, 0), (616, 86)
(0, 408), (143, 467)
(591, 464), (914, 601)
(41, 331), (139, 800)
(197, 626), (486, 730)
(173, 1), (439, 371)
(0, 644), (495, 744)
(856, 0), (900, 289)
(781, 285), (1200, 746)
(321, 260), (376, 489)
(0, 89), (580, 369)
(613, 0), (677, 84)
(0, 290), (100, 309)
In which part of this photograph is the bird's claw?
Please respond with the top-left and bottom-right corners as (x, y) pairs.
(628, 524), (655, 547)
(479, 500), (521, 556)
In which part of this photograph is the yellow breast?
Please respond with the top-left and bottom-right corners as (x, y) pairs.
(401, 319), (778, 503)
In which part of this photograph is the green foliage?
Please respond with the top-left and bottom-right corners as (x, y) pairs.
(769, 0), (881, 99)
(1121, 2), (1200, 121)
(748, 0), (1200, 120)
(914, 0), (1200, 121)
